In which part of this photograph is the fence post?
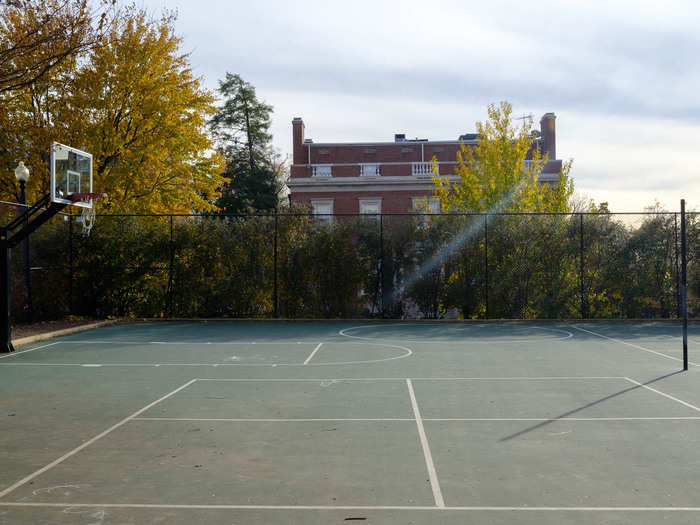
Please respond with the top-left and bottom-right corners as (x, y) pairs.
(23, 219), (31, 323)
(674, 213), (681, 318)
(167, 215), (174, 317)
(579, 213), (586, 319)
(379, 213), (384, 316)
(681, 199), (688, 371)
(68, 213), (73, 315)
(273, 213), (279, 318)
(484, 214), (488, 319)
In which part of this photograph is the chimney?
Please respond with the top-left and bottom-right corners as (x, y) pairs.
(539, 113), (556, 160)
(292, 117), (305, 165)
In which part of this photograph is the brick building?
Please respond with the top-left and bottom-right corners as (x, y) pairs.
(288, 113), (563, 218)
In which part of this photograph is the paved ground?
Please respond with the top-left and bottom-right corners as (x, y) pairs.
(0, 320), (699, 524)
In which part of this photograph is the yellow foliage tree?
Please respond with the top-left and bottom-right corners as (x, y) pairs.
(431, 101), (573, 213)
(0, 7), (224, 213)
(0, 0), (114, 93)
(71, 11), (225, 212)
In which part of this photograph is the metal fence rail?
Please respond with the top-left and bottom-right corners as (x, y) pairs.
(2, 206), (697, 321)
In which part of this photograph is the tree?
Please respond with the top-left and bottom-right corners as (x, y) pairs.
(0, 0), (115, 93)
(72, 10), (225, 212)
(0, 7), (226, 213)
(210, 73), (281, 213)
(431, 101), (573, 213)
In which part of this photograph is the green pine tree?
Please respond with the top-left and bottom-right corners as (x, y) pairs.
(210, 73), (282, 213)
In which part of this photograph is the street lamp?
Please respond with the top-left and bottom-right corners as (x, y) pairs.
(14, 162), (31, 322)
(14, 161), (29, 191)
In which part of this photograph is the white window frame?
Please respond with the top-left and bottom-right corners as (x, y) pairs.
(412, 197), (440, 213)
(412, 197), (440, 226)
(311, 198), (334, 224)
(358, 197), (382, 219)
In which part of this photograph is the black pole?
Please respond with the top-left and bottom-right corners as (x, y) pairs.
(0, 232), (13, 353)
(681, 199), (688, 371)
(674, 213), (681, 318)
(68, 213), (73, 315)
(484, 214), (489, 319)
(379, 213), (384, 316)
(273, 213), (278, 318)
(167, 214), (174, 317)
(580, 213), (586, 319)
(20, 181), (32, 323)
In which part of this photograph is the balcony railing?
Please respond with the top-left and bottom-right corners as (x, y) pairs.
(312, 165), (332, 177)
(360, 163), (380, 177)
(412, 162), (435, 177)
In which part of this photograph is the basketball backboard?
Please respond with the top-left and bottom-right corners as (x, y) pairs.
(50, 142), (93, 208)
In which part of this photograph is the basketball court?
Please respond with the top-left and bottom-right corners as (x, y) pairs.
(1, 320), (699, 524)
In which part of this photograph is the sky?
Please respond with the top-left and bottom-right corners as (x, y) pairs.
(141, 0), (700, 212)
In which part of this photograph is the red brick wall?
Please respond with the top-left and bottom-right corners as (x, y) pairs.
(292, 119), (305, 165)
(290, 190), (435, 214)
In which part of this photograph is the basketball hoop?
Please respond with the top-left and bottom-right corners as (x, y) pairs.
(70, 192), (106, 236)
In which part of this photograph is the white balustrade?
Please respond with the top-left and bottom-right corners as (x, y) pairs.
(312, 165), (332, 177)
(360, 163), (381, 177)
(412, 162), (435, 177)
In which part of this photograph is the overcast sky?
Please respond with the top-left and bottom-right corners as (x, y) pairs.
(142, 0), (700, 212)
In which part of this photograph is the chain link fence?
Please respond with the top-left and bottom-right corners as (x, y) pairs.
(2, 204), (697, 321)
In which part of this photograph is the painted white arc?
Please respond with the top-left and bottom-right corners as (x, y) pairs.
(406, 378), (444, 508)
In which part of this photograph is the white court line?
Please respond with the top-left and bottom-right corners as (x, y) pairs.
(196, 376), (626, 382)
(133, 416), (700, 422)
(624, 377), (700, 413)
(134, 417), (415, 422)
(571, 325), (700, 366)
(3, 502), (700, 511)
(303, 343), (323, 365)
(55, 341), (320, 345)
(0, 341), (413, 368)
(0, 378), (197, 500)
(406, 378), (444, 508)
(0, 341), (60, 359)
(426, 417), (700, 421)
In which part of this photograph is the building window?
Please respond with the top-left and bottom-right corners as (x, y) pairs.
(412, 197), (440, 214)
(412, 197), (440, 226)
(359, 163), (380, 177)
(311, 199), (334, 224)
(359, 198), (382, 219)
(312, 165), (332, 177)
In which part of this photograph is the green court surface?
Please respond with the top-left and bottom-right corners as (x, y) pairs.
(1, 321), (699, 524)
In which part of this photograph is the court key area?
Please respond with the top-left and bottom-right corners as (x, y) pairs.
(1, 320), (700, 524)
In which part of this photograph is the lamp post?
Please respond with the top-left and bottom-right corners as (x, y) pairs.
(14, 162), (31, 323)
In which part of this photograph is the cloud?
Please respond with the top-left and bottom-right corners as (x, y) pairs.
(139, 0), (700, 211)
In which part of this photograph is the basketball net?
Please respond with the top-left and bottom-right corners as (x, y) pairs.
(80, 203), (97, 236)
(70, 193), (106, 236)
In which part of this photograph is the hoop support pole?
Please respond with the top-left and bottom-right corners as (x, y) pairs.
(1, 195), (68, 352)
(0, 234), (13, 353)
